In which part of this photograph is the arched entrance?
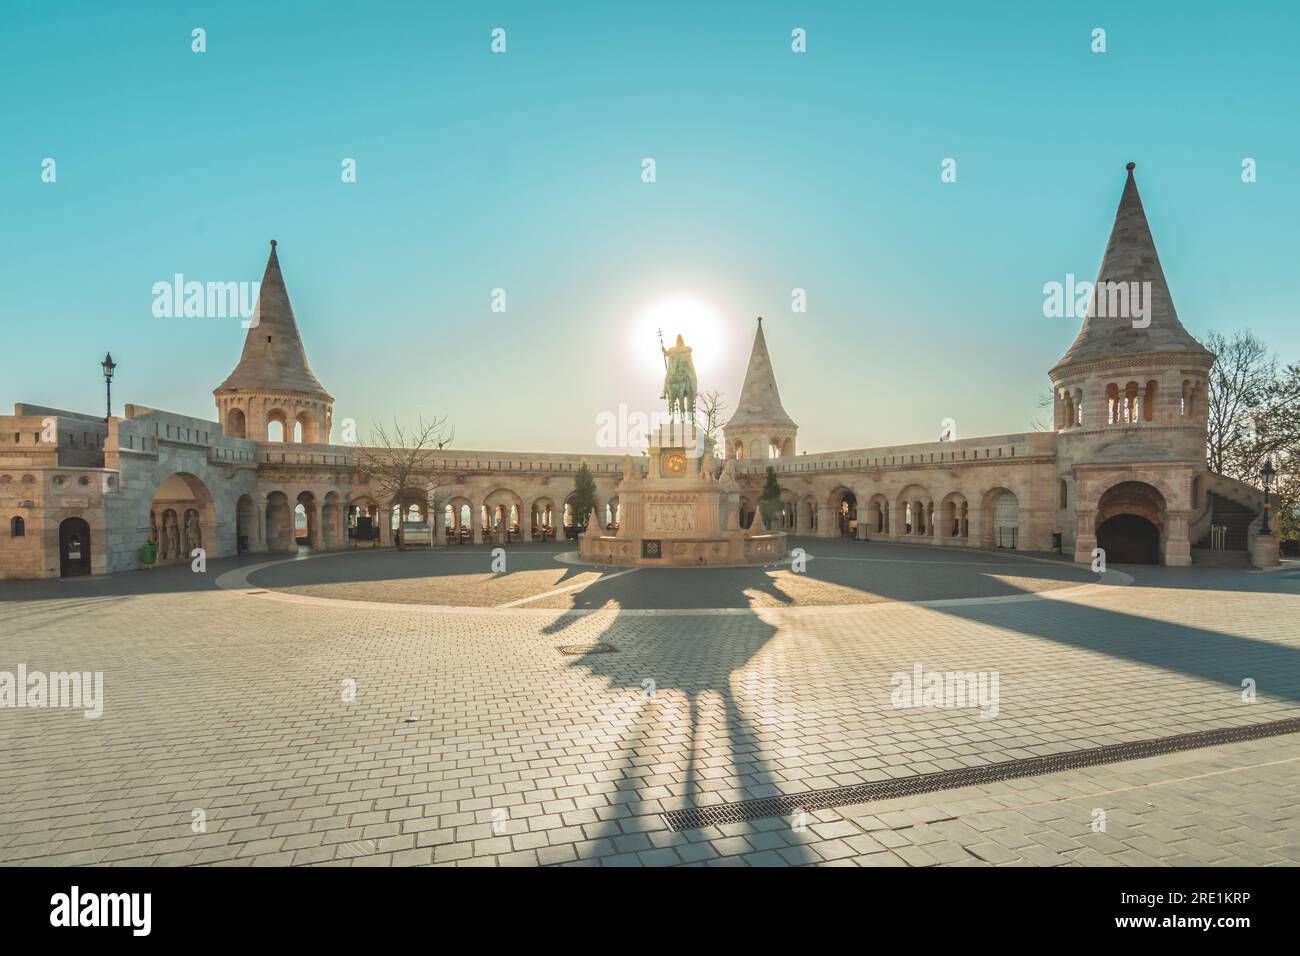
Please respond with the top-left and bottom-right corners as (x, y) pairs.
(1097, 514), (1160, 564)
(832, 489), (856, 538)
(981, 488), (1019, 549)
(1095, 481), (1166, 564)
(59, 517), (91, 577)
(235, 494), (255, 553)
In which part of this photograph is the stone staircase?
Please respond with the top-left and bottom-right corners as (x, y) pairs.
(1192, 491), (1257, 565)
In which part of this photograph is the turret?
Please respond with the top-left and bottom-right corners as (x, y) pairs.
(724, 317), (797, 460)
(1051, 164), (1214, 566)
(213, 241), (334, 443)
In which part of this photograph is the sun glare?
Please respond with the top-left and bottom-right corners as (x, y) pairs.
(639, 298), (725, 377)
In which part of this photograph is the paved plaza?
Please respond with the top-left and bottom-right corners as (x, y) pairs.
(2, 539), (1298, 867)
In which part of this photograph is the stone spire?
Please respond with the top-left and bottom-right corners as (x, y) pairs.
(217, 240), (332, 399)
(1053, 163), (1210, 371)
(727, 317), (796, 428)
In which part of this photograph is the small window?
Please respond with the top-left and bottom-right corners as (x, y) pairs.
(10, 516), (24, 537)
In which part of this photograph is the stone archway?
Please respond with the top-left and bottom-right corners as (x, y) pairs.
(831, 487), (856, 538)
(149, 472), (218, 564)
(235, 494), (255, 553)
(1095, 481), (1166, 564)
(867, 494), (890, 536)
(981, 487), (1019, 549)
(896, 484), (932, 538)
(59, 517), (91, 577)
(226, 407), (247, 439)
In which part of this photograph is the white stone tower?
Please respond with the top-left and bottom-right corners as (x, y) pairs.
(724, 317), (798, 460)
(1049, 163), (1214, 566)
(214, 241), (334, 444)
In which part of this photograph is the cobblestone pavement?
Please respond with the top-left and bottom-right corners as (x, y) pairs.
(1, 540), (1297, 866)
(248, 539), (1101, 608)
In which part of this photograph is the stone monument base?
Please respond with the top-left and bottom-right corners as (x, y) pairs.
(577, 421), (787, 567)
(580, 530), (785, 566)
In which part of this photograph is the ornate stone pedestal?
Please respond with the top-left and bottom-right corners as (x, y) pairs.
(579, 422), (786, 566)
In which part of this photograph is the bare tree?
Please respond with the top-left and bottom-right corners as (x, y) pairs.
(352, 415), (454, 549)
(1205, 330), (1274, 478)
(1245, 362), (1300, 540)
(1031, 391), (1054, 431)
(697, 390), (727, 453)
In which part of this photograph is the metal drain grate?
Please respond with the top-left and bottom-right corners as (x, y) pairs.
(555, 643), (618, 656)
(661, 715), (1300, 832)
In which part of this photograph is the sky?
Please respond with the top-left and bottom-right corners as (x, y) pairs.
(2, 1), (1297, 454)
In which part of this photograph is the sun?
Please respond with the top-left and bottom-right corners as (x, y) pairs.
(638, 297), (725, 377)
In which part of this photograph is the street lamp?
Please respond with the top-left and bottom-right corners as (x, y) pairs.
(1260, 458), (1276, 535)
(101, 352), (116, 420)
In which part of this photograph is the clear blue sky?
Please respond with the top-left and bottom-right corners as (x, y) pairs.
(2, 1), (1297, 452)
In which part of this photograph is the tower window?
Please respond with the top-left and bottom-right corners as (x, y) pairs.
(10, 516), (24, 537)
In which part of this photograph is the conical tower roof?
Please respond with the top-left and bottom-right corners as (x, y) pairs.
(1053, 163), (1210, 372)
(216, 241), (332, 398)
(727, 317), (796, 428)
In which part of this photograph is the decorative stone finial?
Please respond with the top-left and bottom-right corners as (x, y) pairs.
(1125, 162), (1136, 172)
(270, 239), (277, 249)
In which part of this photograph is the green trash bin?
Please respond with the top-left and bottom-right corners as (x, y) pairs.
(141, 541), (157, 567)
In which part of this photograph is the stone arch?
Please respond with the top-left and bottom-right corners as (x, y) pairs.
(58, 516), (92, 577)
(940, 491), (969, 540)
(148, 472), (218, 564)
(800, 494), (818, 533)
(895, 484), (932, 537)
(296, 490), (318, 549)
(733, 439), (745, 460)
(777, 488), (797, 530)
(445, 495), (473, 544)
(295, 409), (317, 444)
(530, 496), (560, 541)
(389, 486), (429, 531)
(981, 487), (1019, 548)
(866, 493), (890, 536)
(1095, 480), (1166, 564)
(225, 407), (247, 439)
(235, 494), (255, 553)
(483, 488), (524, 543)
(830, 486), (856, 538)
(266, 408), (288, 443)
(346, 494), (380, 534)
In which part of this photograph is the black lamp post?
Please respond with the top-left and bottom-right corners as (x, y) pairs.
(1260, 458), (1276, 535)
(101, 352), (116, 420)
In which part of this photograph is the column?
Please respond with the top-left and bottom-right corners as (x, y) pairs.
(1164, 509), (1191, 567)
(1072, 510), (1095, 565)
(472, 502), (483, 544)
(255, 497), (268, 552)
